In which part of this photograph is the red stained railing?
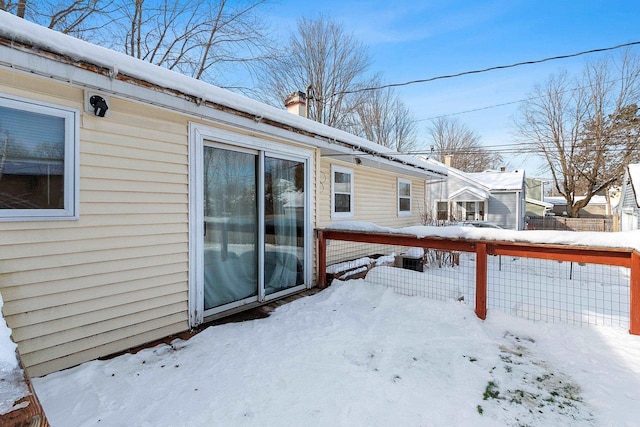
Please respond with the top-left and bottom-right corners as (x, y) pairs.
(317, 229), (640, 335)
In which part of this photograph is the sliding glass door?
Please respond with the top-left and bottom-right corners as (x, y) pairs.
(196, 137), (309, 319)
(264, 157), (305, 295)
(203, 146), (258, 310)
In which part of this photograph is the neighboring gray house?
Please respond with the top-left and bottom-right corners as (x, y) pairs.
(424, 159), (526, 230)
(618, 164), (640, 231)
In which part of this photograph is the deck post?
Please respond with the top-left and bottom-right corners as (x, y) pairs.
(475, 242), (488, 320)
(317, 230), (327, 288)
(630, 251), (640, 335)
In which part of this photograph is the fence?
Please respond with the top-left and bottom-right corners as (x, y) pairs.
(526, 216), (614, 232)
(317, 229), (640, 335)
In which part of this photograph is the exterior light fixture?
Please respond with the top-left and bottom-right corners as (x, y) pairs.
(89, 95), (109, 117)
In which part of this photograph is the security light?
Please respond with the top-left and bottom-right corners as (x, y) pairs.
(89, 95), (109, 117)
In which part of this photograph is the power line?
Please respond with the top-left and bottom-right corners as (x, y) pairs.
(413, 75), (632, 123)
(413, 99), (524, 123)
(331, 41), (640, 97)
(396, 135), (640, 156)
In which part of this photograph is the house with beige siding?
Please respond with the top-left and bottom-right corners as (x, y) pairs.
(0, 12), (446, 376)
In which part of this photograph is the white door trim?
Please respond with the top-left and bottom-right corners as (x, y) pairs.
(188, 122), (314, 327)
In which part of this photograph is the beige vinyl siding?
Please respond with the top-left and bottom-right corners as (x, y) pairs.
(318, 159), (426, 228)
(0, 71), (189, 376)
(318, 159), (426, 265)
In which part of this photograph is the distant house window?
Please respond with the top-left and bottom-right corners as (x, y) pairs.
(450, 200), (483, 221)
(331, 165), (354, 218)
(398, 178), (412, 216)
(0, 94), (79, 220)
(465, 202), (476, 220)
(455, 201), (464, 221)
(437, 201), (449, 221)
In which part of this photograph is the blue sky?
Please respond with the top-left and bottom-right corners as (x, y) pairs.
(263, 0), (640, 176)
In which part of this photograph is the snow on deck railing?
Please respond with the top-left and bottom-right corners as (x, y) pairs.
(316, 226), (640, 335)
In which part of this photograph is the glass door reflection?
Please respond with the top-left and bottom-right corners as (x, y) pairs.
(203, 146), (258, 310)
(264, 157), (305, 295)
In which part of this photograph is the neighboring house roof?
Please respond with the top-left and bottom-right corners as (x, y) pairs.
(526, 198), (553, 208)
(544, 197), (565, 206)
(420, 158), (490, 190)
(587, 195), (608, 205)
(0, 12), (446, 180)
(545, 195), (608, 206)
(465, 169), (525, 191)
(420, 158), (524, 192)
(449, 186), (490, 201)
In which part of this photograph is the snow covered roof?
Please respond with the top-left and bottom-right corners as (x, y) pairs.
(545, 195), (608, 206)
(419, 158), (524, 192)
(465, 169), (525, 191)
(544, 197), (565, 206)
(0, 12), (446, 179)
(448, 186), (489, 201)
(584, 195), (607, 205)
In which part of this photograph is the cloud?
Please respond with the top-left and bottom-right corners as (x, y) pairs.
(332, 1), (514, 45)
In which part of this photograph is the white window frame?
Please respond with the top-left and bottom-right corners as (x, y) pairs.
(449, 200), (485, 222)
(331, 165), (354, 219)
(0, 93), (79, 221)
(435, 200), (449, 221)
(397, 178), (412, 217)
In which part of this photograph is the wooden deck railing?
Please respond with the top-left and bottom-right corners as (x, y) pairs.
(317, 229), (640, 335)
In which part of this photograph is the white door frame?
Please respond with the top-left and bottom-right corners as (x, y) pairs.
(188, 122), (314, 327)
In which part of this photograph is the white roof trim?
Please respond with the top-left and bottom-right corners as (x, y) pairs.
(0, 11), (446, 179)
(449, 186), (490, 201)
(526, 198), (553, 208)
(419, 158), (491, 190)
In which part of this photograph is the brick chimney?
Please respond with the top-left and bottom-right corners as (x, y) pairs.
(444, 155), (452, 167)
(284, 91), (307, 118)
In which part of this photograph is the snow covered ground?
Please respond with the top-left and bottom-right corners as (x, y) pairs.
(1, 225), (635, 425)
(32, 278), (640, 426)
(0, 293), (29, 416)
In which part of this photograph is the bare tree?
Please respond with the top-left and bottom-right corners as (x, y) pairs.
(259, 16), (372, 129)
(426, 117), (503, 172)
(1, 0), (113, 37)
(348, 83), (418, 152)
(514, 51), (640, 217)
(106, 0), (272, 89)
(260, 16), (419, 151)
(3, 0), (272, 90)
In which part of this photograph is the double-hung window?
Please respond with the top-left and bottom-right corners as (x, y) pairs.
(397, 178), (412, 216)
(331, 165), (354, 218)
(466, 201), (476, 220)
(436, 201), (449, 221)
(0, 94), (79, 220)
